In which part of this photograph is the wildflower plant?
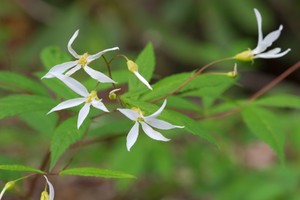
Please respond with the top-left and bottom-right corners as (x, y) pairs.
(0, 7), (299, 199)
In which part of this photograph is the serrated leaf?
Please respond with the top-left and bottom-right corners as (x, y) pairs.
(50, 116), (90, 169)
(167, 96), (201, 112)
(40, 46), (71, 70)
(0, 165), (45, 174)
(121, 98), (217, 145)
(59, 167), (135, 179)
(254, 95), (300, 109)
(241, 106), (285, 161)
(0, 71), (48, 96)
(128, 42), (155, 91)
(0, 95), (57, 120)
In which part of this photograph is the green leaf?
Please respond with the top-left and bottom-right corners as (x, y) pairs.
(0, 95), (57, 120)
(181, 74), (236, 97)
(40, 46), (71, 70)
(139, 73), (235, 102)
(128, 42), (155, 91)
(59, 167), (135, 179)
(19, 111), (58, 135)
(0, 165), (45, 174)
(167, 96), (201, 112)
(0, 71), (48, 96)
(139, 72), (191, 101)
(121, 97), (217, 145)
(254, 95), (300, 109)
(241, 106), (285, 161)
(50, 116), (90, 169)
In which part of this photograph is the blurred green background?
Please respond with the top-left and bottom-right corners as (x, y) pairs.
(0, 0), (300, 199)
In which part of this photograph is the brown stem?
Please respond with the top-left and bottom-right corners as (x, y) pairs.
(199, 60), (300, 120)
(247, 60), (300, 102)
(150, 57), (234, 103)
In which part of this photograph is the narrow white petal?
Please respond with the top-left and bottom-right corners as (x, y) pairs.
(55, 74), (89, 97)
(133, 71), (152, 90)
(87, 47), (120, 62)
(43, 176), (55, 200)
(145, 118), (184, 130)
(126, 122), (139, 151)
(47, 98), (86, 114)
(255, 48), (291, 59)
(117, 108), (139, 121)
(65, 65), (81, 76)
(140, 122), (170, 142)
(41, 61), (77, 79)
(254, 9), (263, 50)
(91, 100), (109, 112)
(84, 66), (116, 83)
(77, 103), (90, 129)
(258, 25), (283, 53)
(144, 99), (167, 120)
(68, 30), (80, 58)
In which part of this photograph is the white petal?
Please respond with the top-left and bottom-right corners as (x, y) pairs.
(84, 66), (116, 83)
(68, 30), (80, 58)
(87, 47), (120, 62)
(47, 98), (86, 114)
(43, 176), (54, 200)
(126, 122), (139, 151)
(140, 122), (170, 142)
(65, 65), (81, 76)
(144, 99), (167, 120)
(255, 48), (291, 59)
(145, 118), (184, 130)
(77, 103), (90, 129)
(252, 8), (263, 54)
(41, 61), (77, 79)
(55, 74), (89, 97)
(117, 108), (139, 121)
(91, 100), (109, 112)
(133, 71), (152, 90)
(257, 25), (283, 53)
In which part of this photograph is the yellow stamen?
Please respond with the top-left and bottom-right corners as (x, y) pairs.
(40, 191), (49, 200)
(78, 53), (90, 67)
(86, 90), (99, 103)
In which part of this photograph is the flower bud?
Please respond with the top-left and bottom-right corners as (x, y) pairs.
(234, 49), (253, 62)
(0, 181), (15, 200)
(227, 64), (238, 78)
(40, 191), (49, 200)
(127, 60), (138, 73)
(109, 88), (121, 100)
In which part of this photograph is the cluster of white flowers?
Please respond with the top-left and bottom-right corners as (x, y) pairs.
(43, 29), (183, 151)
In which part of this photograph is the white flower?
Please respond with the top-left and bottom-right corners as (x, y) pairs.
(47, 74), (109, 129)
(235, 8), (291, 61)
(41, 176), (54, 200)
(118, 100), (184, 151)
(42, 29), (119, 83)
(127, 60), (152, 90)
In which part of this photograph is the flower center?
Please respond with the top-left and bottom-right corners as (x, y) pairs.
(78, 53), (90, 67)
(86, 90), (99, 103)
(234, 49), (254, 62)
(132, 107), (144, 122)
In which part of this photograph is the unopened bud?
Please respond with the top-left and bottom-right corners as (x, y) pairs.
(127, 60), (138, 73)
(227, 64), (238, 78)
(109, 88), (121, 100)
(234, 49), (253, 62)
(40, 191), (49, 200)
(0, 181), (15, 200)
